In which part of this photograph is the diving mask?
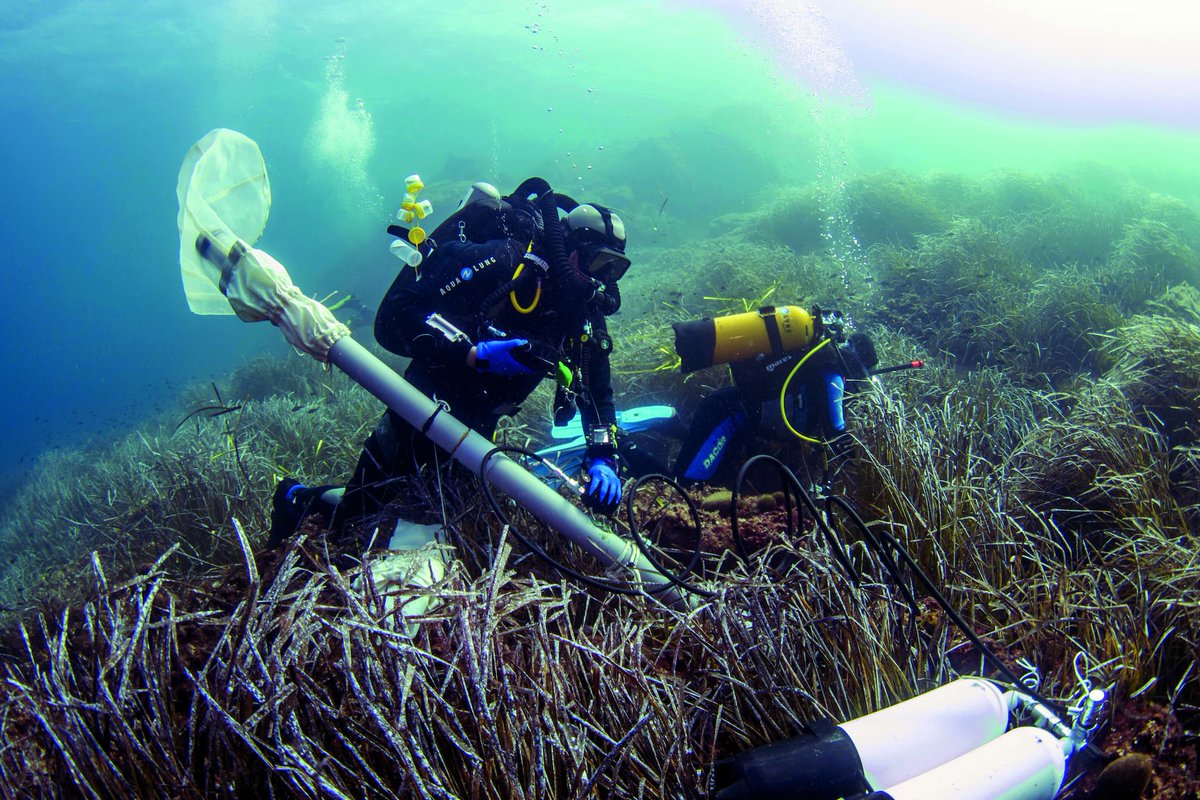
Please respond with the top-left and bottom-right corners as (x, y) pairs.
(580, 243), (631, 282)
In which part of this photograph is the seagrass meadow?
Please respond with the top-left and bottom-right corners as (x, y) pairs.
(1, 166), (1199, 798)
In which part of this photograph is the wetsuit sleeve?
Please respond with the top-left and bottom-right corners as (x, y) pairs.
(374, 239), (527, 363)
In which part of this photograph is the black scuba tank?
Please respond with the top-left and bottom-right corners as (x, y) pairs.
(387, 180), (544, 260)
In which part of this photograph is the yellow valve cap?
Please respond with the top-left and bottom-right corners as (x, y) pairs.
(405, 174), (424, 193)
(408, 226), (427, 245)
(398, 209), (415, 223)
(416, 199), (433, 217)
(401, 199), (416, 210)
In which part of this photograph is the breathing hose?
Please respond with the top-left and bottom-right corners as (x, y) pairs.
(477, 177), (565, 325)
(623, 473), (714, 598)
(480, 263), (539, 318)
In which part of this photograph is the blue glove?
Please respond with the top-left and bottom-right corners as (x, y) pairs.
(585, 457), (622, 509)
(474, 338), (534, 376)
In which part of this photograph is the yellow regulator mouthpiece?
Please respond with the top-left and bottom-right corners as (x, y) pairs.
(397, 173), (433, 244)
(673, 305), (816, 373)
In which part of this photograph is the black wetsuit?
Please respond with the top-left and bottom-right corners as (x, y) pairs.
(334, 237), (617, 528)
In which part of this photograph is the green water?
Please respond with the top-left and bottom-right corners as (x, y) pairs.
(846, 84), (1200, 199)
(1, 0), (1198, 476)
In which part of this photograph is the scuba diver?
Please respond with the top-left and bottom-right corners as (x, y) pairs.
(269, 178), (631, 547)
(669, 306), (879, 487)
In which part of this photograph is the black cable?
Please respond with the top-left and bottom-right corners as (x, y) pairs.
(732, 454), (862, 587)
(623, 473), (714, 598)
(823, 494), (922, 620)
(728, 453), (1068, 716)
(481, 440), (1069, 714)
(480, 445), (643, 595)
(478, 268), (538, 322)
(728, 455), (796, 561)
(865, 519), (1068, 716)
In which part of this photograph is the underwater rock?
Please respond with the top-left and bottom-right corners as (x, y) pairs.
(1090, 753), (1153, 800)
(755, 493), (777, 512)
(700, 490), (733, 511)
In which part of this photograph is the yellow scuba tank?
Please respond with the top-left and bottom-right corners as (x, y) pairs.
(673, 305), (817, 373)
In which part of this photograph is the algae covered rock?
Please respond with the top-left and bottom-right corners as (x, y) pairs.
(844, 170), (949, 249)
(1010, 379), (1172, 547)
(700, 489), (733, 511)
(1091, 752), (1153, 800)
(1104, 218), (1200, 309)
(1102, 313), (1200, 449)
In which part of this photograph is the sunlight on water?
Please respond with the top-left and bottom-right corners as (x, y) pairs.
(678, 0), (867, 103)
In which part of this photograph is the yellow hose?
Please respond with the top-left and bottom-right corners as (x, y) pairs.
(509, 262), (541, 314)
(779, 337), (831, 445)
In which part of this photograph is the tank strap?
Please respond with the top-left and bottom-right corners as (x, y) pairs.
(761, 309), (785, 354)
